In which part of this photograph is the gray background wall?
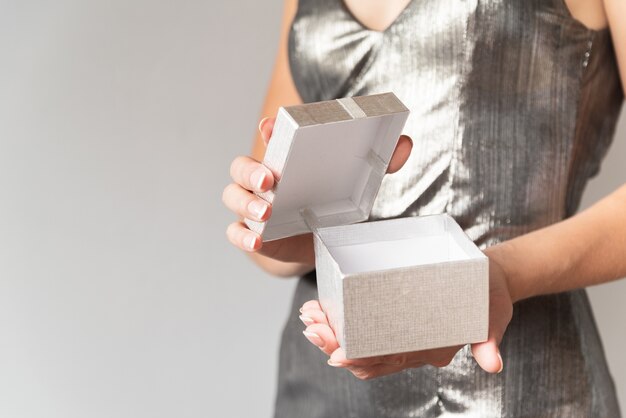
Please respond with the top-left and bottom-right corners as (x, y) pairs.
(0, 1), (623, 417)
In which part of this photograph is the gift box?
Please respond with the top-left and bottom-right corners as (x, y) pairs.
(245, 92), (488, 359)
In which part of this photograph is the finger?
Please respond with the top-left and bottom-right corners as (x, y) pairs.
(345, 363), (416, 380)
(471, 338), (503, 374)
(326, 347), (348, 368)
(222, 183), (272, 222)
(387, 135), (413, 174)
(300, 303), (329, 325)
(327, 348), (387, 367)
(329, 344), (462, 369)
(418, 345), (462, 367)
(299, 300), (329, 326)
(382, 353), (409, 366)
(226, 221), (261, 252)
(258, 117), (276, 146)
(302, 323), (340, 356)
(300, 300), (322, 312)
(326, 350), (419, 380)
(230, 156), (274, 193)
(471, 303), (507, 373)
(298, 308), (328, 327)
(471, 274), (512, 374)
(428, 354), (455, 368)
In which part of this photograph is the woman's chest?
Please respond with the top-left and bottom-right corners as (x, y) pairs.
(288, 0), (592, 102)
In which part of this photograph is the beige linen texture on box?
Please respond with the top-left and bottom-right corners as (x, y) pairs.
(314, 216), (489, 359)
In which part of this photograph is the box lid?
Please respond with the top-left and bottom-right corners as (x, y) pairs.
(245, 92), (410, 242)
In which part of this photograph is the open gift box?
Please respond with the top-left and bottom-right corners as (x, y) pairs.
(245, 92), (488, 359)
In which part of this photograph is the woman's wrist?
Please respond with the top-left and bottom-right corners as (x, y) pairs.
(248, 250), (314, 277)
(484, 232), (580, 304)
(484, 242), (526, 304)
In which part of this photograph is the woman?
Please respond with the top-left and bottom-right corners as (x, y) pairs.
(222, 0), (626, 416)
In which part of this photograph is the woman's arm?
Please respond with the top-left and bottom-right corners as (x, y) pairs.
(604, 0), (626, 89)
(489, 0), (626, 302)
(250, 0), (302, 160)
(225, 0), (311, 278)
(246, 0), (311, 277)
(223, 0), (414, 277)
(300, 172), (626, 379)
(489, 184), (626, 302)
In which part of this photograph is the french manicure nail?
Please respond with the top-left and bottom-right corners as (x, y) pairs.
(299, 315), (314, 326)
(244, 235), (257, 250)
(497, 352), (504, 373)
(327, 359), (343, 367)
(251, 169), (267, 191)
(248, 200), (268, 220)
(258, 117), (269, 133)
(302, 330), (323, 347)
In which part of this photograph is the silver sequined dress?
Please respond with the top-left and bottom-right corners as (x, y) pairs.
(274, 0), (624, 416)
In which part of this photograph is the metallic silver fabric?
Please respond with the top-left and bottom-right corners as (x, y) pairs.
(274, 0), (624, 417)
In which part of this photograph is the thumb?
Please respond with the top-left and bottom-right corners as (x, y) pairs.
(471, 297), (509, 374)
(387, 135), (413, 173)
(471, 261), (513, 374)
(471, 337), (503, 374)
(258, 117), (276, 146)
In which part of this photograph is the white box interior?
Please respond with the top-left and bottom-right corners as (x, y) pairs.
(252, 99), (409, 242)
(269, 116), (395, 229)
(328, 235), (470, 274)
(318, 215), (485, 275)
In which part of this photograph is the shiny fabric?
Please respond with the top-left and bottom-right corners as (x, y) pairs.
(274, 0), (624, 417)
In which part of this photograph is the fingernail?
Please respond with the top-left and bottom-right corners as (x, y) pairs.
(248, 200), (268, 220)
(258, 117), (269, 133)
(299, 307), (304, 314)
(251, 169), (267, 191)
(244, 234), (257, 251)
(299, 315), (314, 326)
(497, 351), (504, 374)
(327, 359), (343, 367)
(302, 331), (322, 347)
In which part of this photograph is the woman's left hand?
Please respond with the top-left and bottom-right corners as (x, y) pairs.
(299, 249), (514, 380)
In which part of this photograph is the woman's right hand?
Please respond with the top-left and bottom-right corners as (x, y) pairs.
(222, 116), (414, 269)
(222, 117), (317, 267)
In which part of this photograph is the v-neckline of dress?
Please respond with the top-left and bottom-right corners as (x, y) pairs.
(340, 0), (415, 34)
